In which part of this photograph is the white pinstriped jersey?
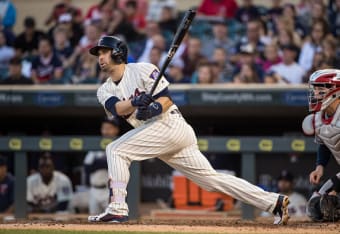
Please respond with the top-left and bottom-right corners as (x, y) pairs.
(27, 171), (73, 207)
(314, 108), (340, 165)
(97, 63), (171, 128)
(93, 61), (283, 219)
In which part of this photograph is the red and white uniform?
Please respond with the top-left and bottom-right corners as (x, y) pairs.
(314, 109), (340, 165)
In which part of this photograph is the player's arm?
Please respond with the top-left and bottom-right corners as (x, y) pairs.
(136, 88), (173, 121)
(106, 94), (153, 116)
(310, 144), (332, 184)
(97, 82), (152, 117)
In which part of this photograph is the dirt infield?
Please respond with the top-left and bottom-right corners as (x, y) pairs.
(1, 218), (340, 234)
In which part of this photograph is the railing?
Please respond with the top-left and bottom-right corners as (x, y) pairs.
(0, 136), (316, 220)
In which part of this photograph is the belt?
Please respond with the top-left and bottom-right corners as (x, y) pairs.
(91, 184), (107, 189)
(170, 109), (181, 115)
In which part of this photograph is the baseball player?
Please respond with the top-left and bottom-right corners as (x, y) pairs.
(302, 69), (340, 221)
(87, 35), (290, 224)
(27, 153), (73, 213)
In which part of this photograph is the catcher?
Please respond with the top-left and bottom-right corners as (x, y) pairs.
(302, 69), (340, 222)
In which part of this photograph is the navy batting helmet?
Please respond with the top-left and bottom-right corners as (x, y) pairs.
(89, 36), (128, 64)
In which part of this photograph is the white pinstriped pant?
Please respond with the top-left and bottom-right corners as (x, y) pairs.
(105, 109), (280, 216)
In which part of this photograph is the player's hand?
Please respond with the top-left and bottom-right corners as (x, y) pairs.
(136, 102), (162, 121)
(309, 165), (324, 184)
(131, 92), (153, 107)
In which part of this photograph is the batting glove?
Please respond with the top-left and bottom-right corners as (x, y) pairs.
(131, 92), (153, 107)
(136, 102), (163, 121)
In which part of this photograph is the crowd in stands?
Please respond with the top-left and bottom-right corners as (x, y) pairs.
(0, 0), (339, 85)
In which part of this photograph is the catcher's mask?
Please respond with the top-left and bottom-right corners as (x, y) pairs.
(308, 69), (340, 112)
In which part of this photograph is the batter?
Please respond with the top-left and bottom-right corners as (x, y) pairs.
(87, 36), (290, 224)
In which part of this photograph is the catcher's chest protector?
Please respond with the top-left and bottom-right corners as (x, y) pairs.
(314, 109), (340, 165)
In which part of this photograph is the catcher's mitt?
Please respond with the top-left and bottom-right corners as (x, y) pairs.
(320, 194), (340, 222)
(307, 195), (323, 221)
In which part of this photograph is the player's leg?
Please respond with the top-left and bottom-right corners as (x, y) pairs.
(160, 143), (289, 224)
(89, 115), (191, 222)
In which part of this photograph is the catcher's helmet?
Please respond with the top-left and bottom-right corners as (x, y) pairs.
(89, 36), (128, 64)
(308, 69), (340, 112)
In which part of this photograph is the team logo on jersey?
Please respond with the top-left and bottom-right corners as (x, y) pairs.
(149, 69), (159, 80)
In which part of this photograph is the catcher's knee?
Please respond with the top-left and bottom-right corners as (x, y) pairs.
(307, 193), (340, 222)
(307, 195), (323, 221)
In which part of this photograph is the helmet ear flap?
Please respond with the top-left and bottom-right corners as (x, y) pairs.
(111, 42), (124, 64)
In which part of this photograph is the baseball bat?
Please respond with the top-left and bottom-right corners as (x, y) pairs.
(149, 9), (196, 96)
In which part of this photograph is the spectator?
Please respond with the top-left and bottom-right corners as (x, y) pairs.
(196, 62), (214, 84)
(197, 0), (238, 19)
(166, 59), (190, 83)
(49, 13), (83, 47)
(274, 16), (302, 48)
(210, 47), (235, 83)
(308, 1), (327, 31)
(27, 153), (73, 213)
(322, 37), (340, 69)
(0, 30), (14, 79)
(232, 43), (265, 82)
(107, 9), (142, 42)
(119, 0), (148, 16)
(236, 20), (266, 60)
(328, 0), (340, 37)
(276, 170), (307, 217)
(53, 27), (73, 64)
(259, 43), (282, 72)
(45, 0), (82, 27)
(147, 0), (176, 22)
(296, 0), (312, 25)
(86, 0), (116, 26)
(84, 118), (120, 215)
(13, 17), (45, 59)
(1, 57), (33, 84)
(31, 37), (64, 84)
(138, 33), (166, 64)
(302, 51), (325, 83)
(123, 0), (146, 33)
(265, 0), (283, 34)
(281, 3), (307, 39)
(72, 49), (99, 84)
(269, 44), (305, 84)
(182, 37), (207, 78)
(0, 156), (14, 213)
(158, 6), (178, 35)
(235, 0), (261, 24)
(201, 21), (236, 60)
(233, 63), (260, 83)
(78, 22), (103, 50)
(0, 0), (16, 29)
(298, 19), (329, 72)
(136, 21), (161, 62)
(149, 46), (165, 68)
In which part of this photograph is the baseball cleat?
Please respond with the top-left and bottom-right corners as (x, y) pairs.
(88, 209), (128, 223)
(272, 195), (290, 225)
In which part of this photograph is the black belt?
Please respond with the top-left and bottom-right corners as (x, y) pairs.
(170, 109), (181, 115)
(92, 184), (107, 189)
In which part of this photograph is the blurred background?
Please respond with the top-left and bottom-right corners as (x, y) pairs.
(0, 0), (339, 221)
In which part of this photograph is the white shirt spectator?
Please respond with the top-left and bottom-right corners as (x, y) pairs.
(270, 62), (305, 84)
(0, 44), (14, 69)
(147, 0), (176, 22)
(298, 41), (322, 72)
